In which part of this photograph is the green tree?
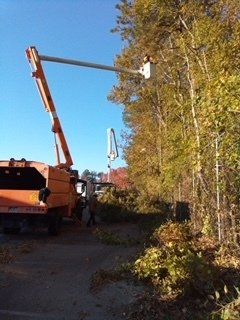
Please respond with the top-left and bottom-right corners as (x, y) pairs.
(81, 169), (98, 183)
(111, 0), (240, 241)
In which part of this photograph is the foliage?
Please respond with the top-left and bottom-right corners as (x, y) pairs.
(152, 221), (192, 246)
(211, 287), (240, 320)
(125, 220), (240, 319)
(202, 214), (216, 237)
(95, 185), (240, 318)
(97, 188), (139, 222)
(215, 244), (240, 269)
(111, 0), (240, 242)
(101, 167), (131, 189)
(81, 169), (99, 183)
(134, 247), (167, 280)
(134, 222), (213, 296)
(97, 188), (172, 224)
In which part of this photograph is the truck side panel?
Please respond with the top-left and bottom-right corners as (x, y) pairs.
(0, 190), (39, 206)
(0, 161), (77, 218)
(46, 166), (76, 216)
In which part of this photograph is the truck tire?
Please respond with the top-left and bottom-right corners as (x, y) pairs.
(48, 213), (62, 236)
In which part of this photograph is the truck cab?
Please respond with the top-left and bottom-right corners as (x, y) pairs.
(92, 182), (115, 197)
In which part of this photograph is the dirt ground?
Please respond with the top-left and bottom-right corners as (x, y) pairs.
(0, 211), (145, 320)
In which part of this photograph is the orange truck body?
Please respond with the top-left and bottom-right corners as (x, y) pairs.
(0, 159), (77, 216)
(0, 159), (79, 233)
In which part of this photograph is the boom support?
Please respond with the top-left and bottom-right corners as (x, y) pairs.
(26, 46), (73, 169)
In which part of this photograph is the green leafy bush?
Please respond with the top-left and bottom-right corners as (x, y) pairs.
(134, 247), (167, 280)
(134, 193), (172, 216)
(97, 188), (139, 223)
(153, 221), (193, 246)
(134, 222), (214, 296)
(97, 188), (171, 224)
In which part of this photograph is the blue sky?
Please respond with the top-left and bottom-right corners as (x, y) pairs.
(0, 0), (127, 174)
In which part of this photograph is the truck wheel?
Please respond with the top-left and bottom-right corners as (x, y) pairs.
(48, 213), (62, 236)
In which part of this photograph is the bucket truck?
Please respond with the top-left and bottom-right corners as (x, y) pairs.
(0, 47), (86, 235)
(0, 47), (155, 234)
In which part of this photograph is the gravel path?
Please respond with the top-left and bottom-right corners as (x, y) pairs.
(0, 216), (144, 320)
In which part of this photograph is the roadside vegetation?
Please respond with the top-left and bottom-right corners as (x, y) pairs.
(99, 1), (240, 318)
(96, 188), (240, 319)
(110, 0), (240, 244)
(132, 222), (240, 319)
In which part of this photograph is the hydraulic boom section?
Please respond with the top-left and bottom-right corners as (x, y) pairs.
(107, 128), (119, 183)
(26, 46), (73, 169)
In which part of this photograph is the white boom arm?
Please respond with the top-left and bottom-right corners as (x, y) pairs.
(39, 54), (156, 79)
(107, 128), (119, 183)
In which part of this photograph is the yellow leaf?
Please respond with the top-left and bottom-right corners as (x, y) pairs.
(224, 285), (228, 294)
(215, 291), (220, 300)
